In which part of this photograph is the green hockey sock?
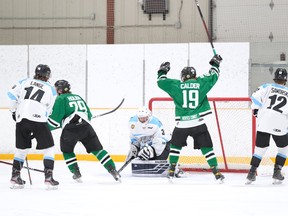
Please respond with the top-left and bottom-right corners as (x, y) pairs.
(63, 152), (78, 173)
(200, 147), (218, 168)
(92, 149), (115, 171)
(169, 144), (182, 164)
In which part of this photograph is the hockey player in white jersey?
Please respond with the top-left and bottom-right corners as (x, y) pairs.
(7, 64), (59, 189)
(127, 107), (183, 177)
(246, 68), (288, 184)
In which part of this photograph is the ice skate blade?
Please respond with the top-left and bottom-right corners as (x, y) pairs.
(272, 179), (283, 185)
(216, 179), (224, 184)
(10, 183), (24, 189)
(74, 178), (83, 183)
(45, 182), (58, 190)
(245, 180), (253, 185)
(168, 177), (174, 183)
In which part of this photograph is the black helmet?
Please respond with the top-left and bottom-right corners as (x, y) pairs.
(34, 64), (51, 80)
(54, 80), (71, 94)
(274, 68), (287, 82)
(181, 67), (196, 82)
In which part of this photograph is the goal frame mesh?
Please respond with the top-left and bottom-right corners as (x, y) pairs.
(148, 97), (256, 173)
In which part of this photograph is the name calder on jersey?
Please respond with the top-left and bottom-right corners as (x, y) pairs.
(180, 83), (200, 89)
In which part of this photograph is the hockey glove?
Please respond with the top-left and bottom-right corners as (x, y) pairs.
(12, 112), (16, 121)
(125, 144), (139, 162)
(138, 146), (155, 160)
(209, 54), (223, 67)
(253, 109), (258, 118)
(158, 62), (170, 74)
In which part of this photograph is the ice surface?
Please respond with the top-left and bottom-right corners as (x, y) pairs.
(0, 160), (287, 216)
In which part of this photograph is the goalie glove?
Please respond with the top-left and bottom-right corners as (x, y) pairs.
(158, 62), (170, 74)
(125, 144), (139, 162)
(138, 145), (155, 160)
(209, 54), (222, 68)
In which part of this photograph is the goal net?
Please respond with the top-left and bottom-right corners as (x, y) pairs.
(149, 97), (257, 173)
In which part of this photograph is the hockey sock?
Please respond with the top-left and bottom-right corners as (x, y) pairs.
(275, 153), (287, 167)
(91, 149), (116, 171)
(63, 152), (78, 173)
(43, 157), (55, 170)
(12, 159), (24, 171)
(169, 144), (182, 165)
(200, 147), (218, 168)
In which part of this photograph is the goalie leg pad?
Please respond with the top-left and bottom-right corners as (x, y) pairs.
(131, 159), (169, 177)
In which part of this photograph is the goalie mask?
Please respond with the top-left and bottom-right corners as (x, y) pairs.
(181, 67), (196, 82)
(137, 107), (151, 124)
(34, 64), (51, 81)
(54, 80), (71, 94)
(273, 68), (287, 83)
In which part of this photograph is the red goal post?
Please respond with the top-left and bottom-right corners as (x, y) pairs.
(148, 97), (256, 173)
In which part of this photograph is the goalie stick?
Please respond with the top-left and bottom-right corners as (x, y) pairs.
(117, 156), (135, 174)
(92, 98), (125, 119)
(194, 0), (217, 55)
(0, 160), (45, 173)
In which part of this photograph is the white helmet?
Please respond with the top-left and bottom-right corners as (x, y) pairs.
(136, 107), (151, 123)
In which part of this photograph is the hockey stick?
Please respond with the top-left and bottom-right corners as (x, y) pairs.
(117, 156), (135, 174)
(25, 157), (32, 185)
(92, 98), (125, 119)
(194, 0), (217, 55)
(0, 160), (45, 173)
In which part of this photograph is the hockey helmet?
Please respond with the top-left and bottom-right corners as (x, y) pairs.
(34, 64), (51, 80)
(54, 80), (71, 94)
(273, 68), (287, 82)
(136, 107), (151, 123)
(181, 67), (196, 82)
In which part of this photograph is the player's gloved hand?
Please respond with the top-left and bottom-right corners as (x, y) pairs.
(138, 146), (155, 160)
(209, 54), (223, 67)
(253, 109), (258, 118)
(158, 62), (170, 73)
(12, 112), (16, 121)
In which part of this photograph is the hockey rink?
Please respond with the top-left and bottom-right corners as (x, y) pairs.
(0, 160), (287, 216)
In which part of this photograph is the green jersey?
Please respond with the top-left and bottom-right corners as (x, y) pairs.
(48, 93), (92, 130)
(157, 67), (219, 121)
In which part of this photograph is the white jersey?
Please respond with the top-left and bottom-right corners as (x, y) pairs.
(251, 83), (288, 135)
(7, 78), (57, 123)
(128, 115), (171, 156)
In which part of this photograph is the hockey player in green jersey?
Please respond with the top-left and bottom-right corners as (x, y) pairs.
(48, 80), (121, 182)
(157, 54), (225, 182)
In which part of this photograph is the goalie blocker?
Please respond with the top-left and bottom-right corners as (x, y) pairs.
(131, 159), (184, 177)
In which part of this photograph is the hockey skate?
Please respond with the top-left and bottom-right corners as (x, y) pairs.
(44, 169), (59, 190)
(167, 163), (176, 182)
(272, 164), (284, 185)
(72, 165), (82, 183)
(245, 166), (257, 185)
(108, 167), (121, 182)
(175, 165), (185, 178)
(211, 166), (225, 183)
(10, 168), (26, 189)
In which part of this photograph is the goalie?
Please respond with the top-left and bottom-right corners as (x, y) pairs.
(126, 107), (183, 177)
